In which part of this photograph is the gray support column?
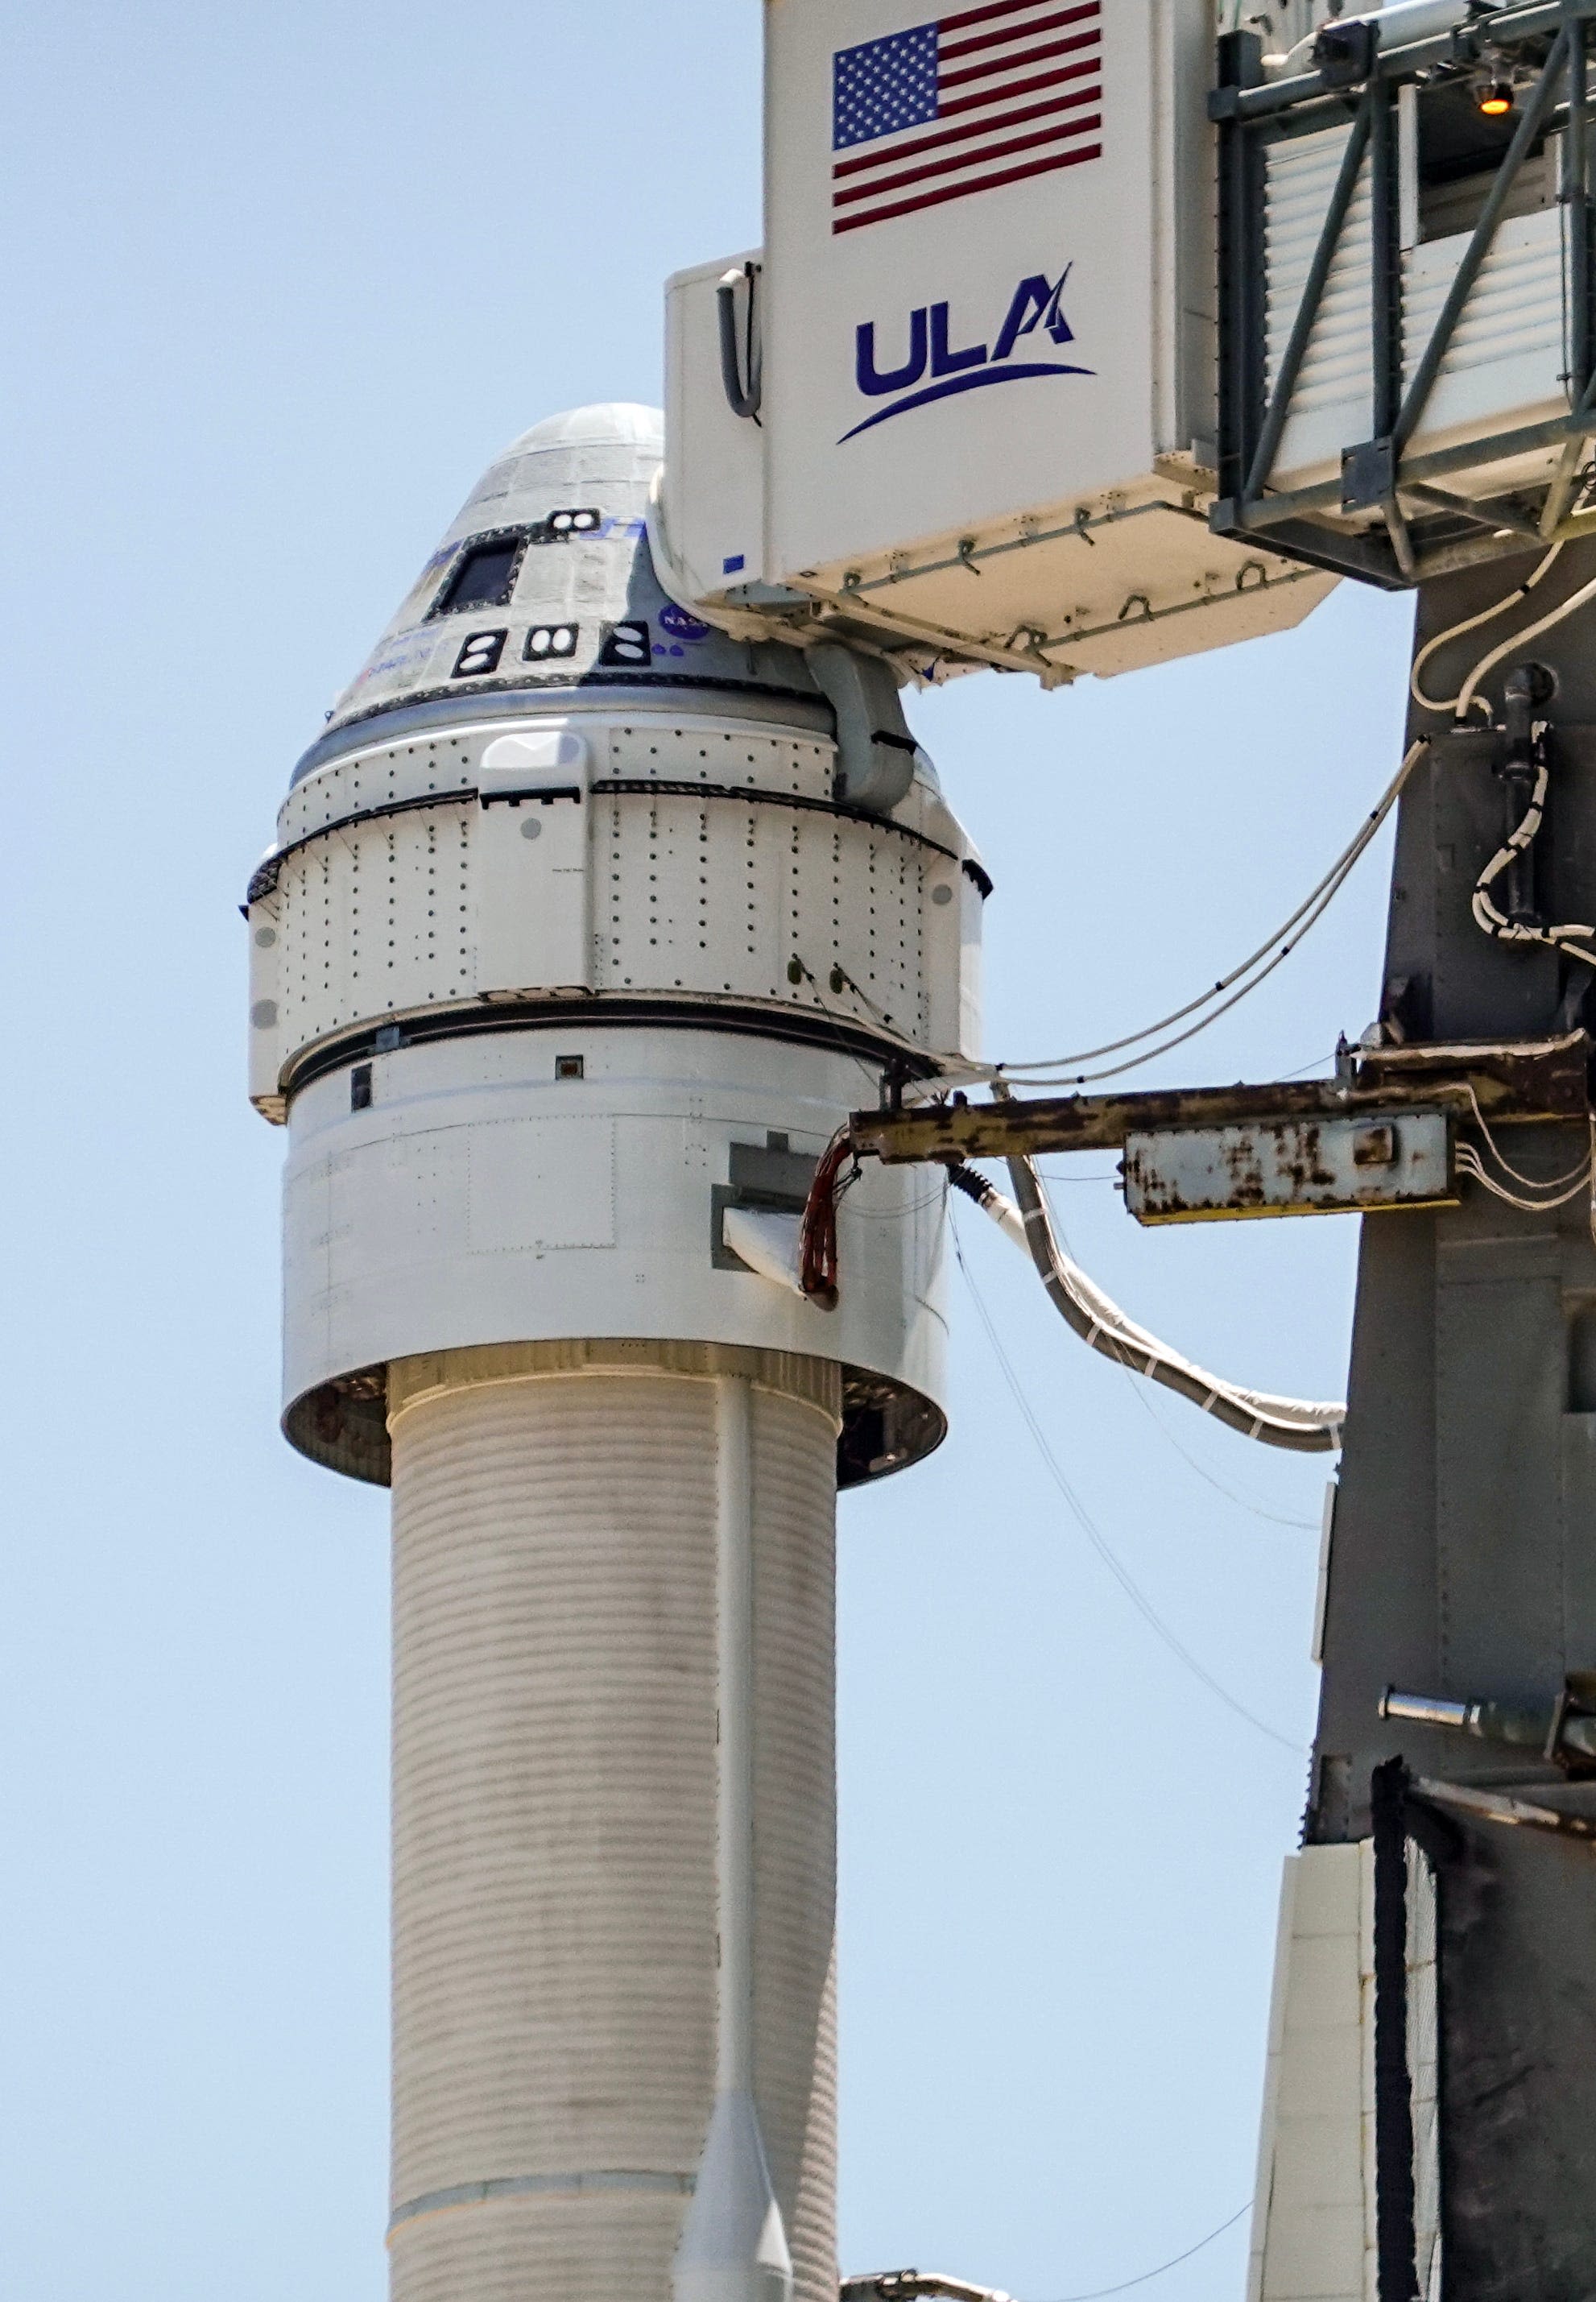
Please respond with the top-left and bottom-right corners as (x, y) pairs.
(1309, 541), (1596, 2296)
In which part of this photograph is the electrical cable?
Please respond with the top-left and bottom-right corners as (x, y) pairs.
(1465, 1083), (1592, 1190)
(1123, 1378), (1323, 1532)
(1456, 1142), (1594, 1211)
(1457, 566), (1596, 722)
(951, 742), (1425, 1088)
(1470, 747), (1596, 962)
(1027, 2202), (1251, 2302)
(951, 1219), (1305, 1753)
(1409, 544), (1563, 717)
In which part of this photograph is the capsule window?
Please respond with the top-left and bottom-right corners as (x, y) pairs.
(525, 623), (580, 661)
(430, 532), (527, 617)
(531, 507), (602, 543)
(453, 629), (507, 678)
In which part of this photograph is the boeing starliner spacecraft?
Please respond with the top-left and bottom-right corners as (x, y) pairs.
(247, 402), (982, 2302)
(252, 1), (1596, 2296)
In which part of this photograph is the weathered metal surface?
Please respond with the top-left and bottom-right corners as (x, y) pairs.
(1412, 1778), (1596, 1843)
(1123, 1109), (1456, 1224)
(850, 1033), (1591, 1167)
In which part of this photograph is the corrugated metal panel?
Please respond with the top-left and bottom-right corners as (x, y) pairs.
(1264, 124), (1567, 491)
(1265, 126), (1375, 482)
(1404, 208), (1565, 457)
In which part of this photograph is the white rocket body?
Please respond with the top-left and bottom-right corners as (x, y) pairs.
(247, 404), (981, 2302)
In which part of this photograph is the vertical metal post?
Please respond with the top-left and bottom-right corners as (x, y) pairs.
(1371, 81), (1404, 448)
(1217, 31), (1267, 508)
(1567, 16), (1593, 411)
(1371, 1758), (1419, 2302)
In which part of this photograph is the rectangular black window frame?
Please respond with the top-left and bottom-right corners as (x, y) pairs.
(427, 526), (533, 619)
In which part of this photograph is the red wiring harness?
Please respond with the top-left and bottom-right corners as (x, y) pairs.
(799, 1132), (854, 1310)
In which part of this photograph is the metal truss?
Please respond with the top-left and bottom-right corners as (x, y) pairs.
(1211, 0), (1596, 588)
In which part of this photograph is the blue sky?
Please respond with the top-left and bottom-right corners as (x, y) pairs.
(0, 8), (1414, 2298)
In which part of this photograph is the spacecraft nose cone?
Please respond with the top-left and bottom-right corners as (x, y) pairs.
(298, 399), (815, 781)
(501, 400), (664, 458)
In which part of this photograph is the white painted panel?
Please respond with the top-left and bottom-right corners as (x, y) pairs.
(662, 251), (767, 600)
(475, 794), (590, 996)
(1265, 126), (1375, 489)
(1405, 208), (1564, 458)
(1250, 1844), (1372, 2302)
(247, 892), (284, 1117)
(280, 1030), (950, 1422)
(467, 1118), (617, 1253)
(1407, 1851), (1441, 2301)
(476, 727), (592, 996)
(265, 710), (974, 1077)
(763, 0), (1208, 578)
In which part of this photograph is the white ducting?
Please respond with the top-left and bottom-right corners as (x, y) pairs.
(673, 1379), (793, 2302)
(385, 1345), (840, 2302)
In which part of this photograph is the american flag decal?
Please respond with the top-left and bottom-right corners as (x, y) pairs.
(831, 0), (1102, 235)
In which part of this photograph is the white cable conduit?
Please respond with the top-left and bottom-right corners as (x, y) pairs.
(1457, 569), (1596, 723)
(1409, 545), (1565, 718)
(1272, 1), (1478, 77)
(674, 1375), (795, 2302)
(1412, 547), (1596, 729)
(950, 1165), (1346, 1453)
(841, 2278), (1012, 2302)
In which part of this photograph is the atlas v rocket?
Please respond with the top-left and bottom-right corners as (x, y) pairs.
(246, 403), (982, 2302)
(246, 1), (1596, 2294)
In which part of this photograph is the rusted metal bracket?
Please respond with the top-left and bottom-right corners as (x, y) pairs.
(1412, 1778), (1596, 1844)
(850, 1033), (1592, 1167)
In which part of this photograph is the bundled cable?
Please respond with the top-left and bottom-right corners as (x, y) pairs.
(799, 1132), (854, 1310)
(935, 740), (1428, 1092)
(1470, 747), (1596, 961)
(948, 1162), (1346, 1454)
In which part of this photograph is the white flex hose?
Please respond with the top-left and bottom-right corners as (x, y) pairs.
(953, 1164), (1345, 1453)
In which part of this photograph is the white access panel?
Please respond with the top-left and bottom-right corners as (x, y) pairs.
(476, 729), (592, 996)
(247, 887), (283, 1111)
(661, 251), (768, 602)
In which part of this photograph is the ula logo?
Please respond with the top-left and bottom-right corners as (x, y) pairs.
(841, 266), (1091, 443)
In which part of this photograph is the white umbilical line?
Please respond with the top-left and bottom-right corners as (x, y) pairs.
(1454, 1116), (1596, 1252)
(953, 1159), (1346, 1454)
(915, 741), (1429, 1095)
(1409, 543), (1566, 720)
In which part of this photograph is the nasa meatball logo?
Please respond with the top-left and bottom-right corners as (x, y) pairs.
(842, 263), (1091, 441)
(658, 601), (712, 656)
